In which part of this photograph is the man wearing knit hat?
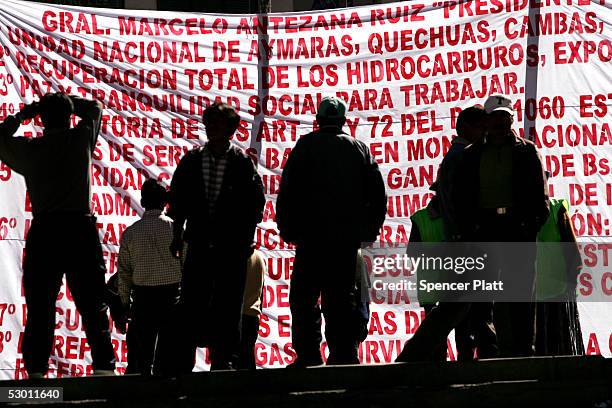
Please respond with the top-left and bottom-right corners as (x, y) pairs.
(277, 96), (387, 367)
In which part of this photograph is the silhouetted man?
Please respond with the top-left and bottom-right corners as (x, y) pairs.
(276, 96), (387, 366)
(456, 95), (549, 357)
(397, 107), (498, 362)
(169, 102), (265, 371)
(118, 179), (182, 375)
(0, 93), (116, 378)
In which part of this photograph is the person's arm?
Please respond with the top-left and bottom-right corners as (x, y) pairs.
(438, 153), (462, 241)
(361, 145), (387, 243)
(451, 146), (479, 241)
(243, 251), (266, 316)
(245, 154), (265, 227)
(168, 152), (191, 258)
(527, 144), (550, 233)
(276, 140), (304, 244)
(117, 233), (133, 308)
(557, 205), (581, 296)
(0, 103), (39, 175)
(71, 96), (103, 146)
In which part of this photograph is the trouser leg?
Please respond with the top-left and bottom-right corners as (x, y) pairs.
(65, 217), (115, 372)
(125, 321), (141, 374)
(129, 287), (162, 375)
(455, 311), (475, 362)
(422, 304), (447, 362)
(289, 246), (323, 365)
(130, 285), (180, 376)
(480, 214), (536, 358)
(236, 314), (260, 369)
(471, 302), (498, 359)
(152, 284), (181, 376)
(322, 245), (365, 365)
(206, 251), (247, 371)
(21, 221), (64, 376)
(494, 241), (536, 357)
(397, 302), (470, 362)
(170, 247), (206, 375)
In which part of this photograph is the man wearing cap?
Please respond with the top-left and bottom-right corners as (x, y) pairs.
(455, 94), (549, 357)
(276, 96), (387, 366)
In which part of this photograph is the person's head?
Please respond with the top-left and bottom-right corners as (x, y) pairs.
(316, 96), (347, 130)
(202, 102), (240, 144)
(484, 95), (514, 138)
(140, 179), (168, 210)
(38, 92), (73, 130)
(456, 105), (487, 143)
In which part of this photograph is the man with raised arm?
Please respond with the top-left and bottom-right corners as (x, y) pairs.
(0, 93), (116, 378)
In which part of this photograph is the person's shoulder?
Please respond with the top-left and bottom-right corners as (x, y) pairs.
(176, 145), (204, 166)
(67, 126), (91, 141)
(410, 206), (428, 220)
(339, 133), (364, 146)
(158, 213), (175, 225)
(227, 144), (250, 158)
(248, 249), (266, 274)
(461, 140), (484, 157)
(227, 144), (257, 167)
(185, 145), (205, 157)
(290, 131), (320, 148)
(441, 143), (465, 166)
(514, 135), (538, 153)
(120, 221), (137, 242)
(353, 138), (372, 158)
(299, 131), (318, 141)
(522, 138), (537, 149)
(333, 133), (368, 152)
(252, 249), (265, 264)
(463, 140), (480, 151)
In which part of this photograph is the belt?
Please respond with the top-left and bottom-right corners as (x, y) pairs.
(480, 207), (512, 215)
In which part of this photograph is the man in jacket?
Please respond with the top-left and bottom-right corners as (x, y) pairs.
(276, 96), (387, 366)
(455, 94), (549, 357)
(397, 105), (499, 363)
(169, 102), (265, 371)
(0, 93), (116, 377)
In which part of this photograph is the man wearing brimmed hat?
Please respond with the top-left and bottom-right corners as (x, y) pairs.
(453, 94), (549, 357)
(276, 96), (387, 367)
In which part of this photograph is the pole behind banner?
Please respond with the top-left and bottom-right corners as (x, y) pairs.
(523, 3), (541, 142)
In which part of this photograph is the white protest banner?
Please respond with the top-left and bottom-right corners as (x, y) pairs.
(0, 0), (610, 378)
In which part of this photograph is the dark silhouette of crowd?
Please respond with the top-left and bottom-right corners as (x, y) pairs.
(0, 92), (584, 378)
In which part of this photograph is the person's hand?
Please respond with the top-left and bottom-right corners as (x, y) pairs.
(18, 102), (39, 121)
(3, 115), (20, 132)
(170, 237), (183, 259)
